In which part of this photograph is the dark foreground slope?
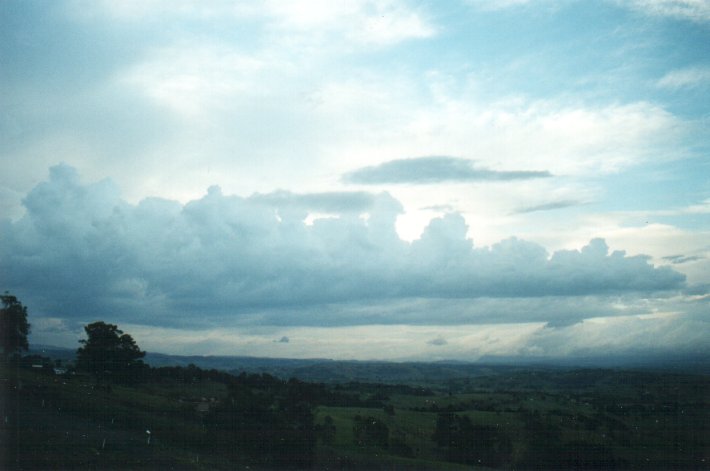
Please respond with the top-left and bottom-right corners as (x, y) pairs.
(2, 360), (708, 470)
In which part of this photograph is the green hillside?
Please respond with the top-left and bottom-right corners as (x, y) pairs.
(2, 358), (708, 469)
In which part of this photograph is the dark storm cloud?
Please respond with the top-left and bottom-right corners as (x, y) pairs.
(342, 156), (552, 184)
(0, 165), (685, 328)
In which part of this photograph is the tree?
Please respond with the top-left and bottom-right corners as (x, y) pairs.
(0, 293), (30, 360)
(76, 321), (146, 383)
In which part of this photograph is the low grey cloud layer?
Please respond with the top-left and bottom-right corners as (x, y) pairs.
(342, 157), (552, 185)
(0, 166), (686, 329)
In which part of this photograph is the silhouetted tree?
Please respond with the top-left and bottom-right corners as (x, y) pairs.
(0, 293), (30, 360)
(76, 321), (146, 383)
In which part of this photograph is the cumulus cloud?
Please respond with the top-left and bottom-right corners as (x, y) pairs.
(0, 165), (686, 329)
(343, 157), (552, 185)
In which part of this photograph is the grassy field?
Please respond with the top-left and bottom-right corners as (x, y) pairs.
(1, 365), (234, 469)
(2, 362), (708, 469)
(310, 369), (709, 469)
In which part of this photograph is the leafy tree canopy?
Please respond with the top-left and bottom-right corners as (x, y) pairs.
(0, 293), (31, 360)
(76, 321), (146, 382)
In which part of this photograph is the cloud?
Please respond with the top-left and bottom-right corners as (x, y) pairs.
(1, 0), (692, 228)
(249, 189), (403, 215)
(101, 323), (544, 360)
(465, 0), (535, 11)
(27, 306), (708, 360)
(663, 254), (704, 264)
(343, 157), (552, 185)
(513, 200), (583, 214)
(2, 1), (706, 362)
(521, 312), (710, 358)
(657, 66), (710, 89)
(682, 198), (710, 215)
(0, 166), (686, 329)
(427, 336), (448, 346)
(73, 0), (435, 47)
(620, 0), (710, 22)
(262, 0), (436, 46)
(419, 204), (455, 212)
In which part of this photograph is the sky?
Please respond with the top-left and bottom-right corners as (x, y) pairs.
(1, 0), (709, 362)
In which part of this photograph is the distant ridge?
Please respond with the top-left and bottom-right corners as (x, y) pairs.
(29, 345), (710, 383)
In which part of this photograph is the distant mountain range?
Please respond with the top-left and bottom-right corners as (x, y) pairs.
(30, 345), (710, 384)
